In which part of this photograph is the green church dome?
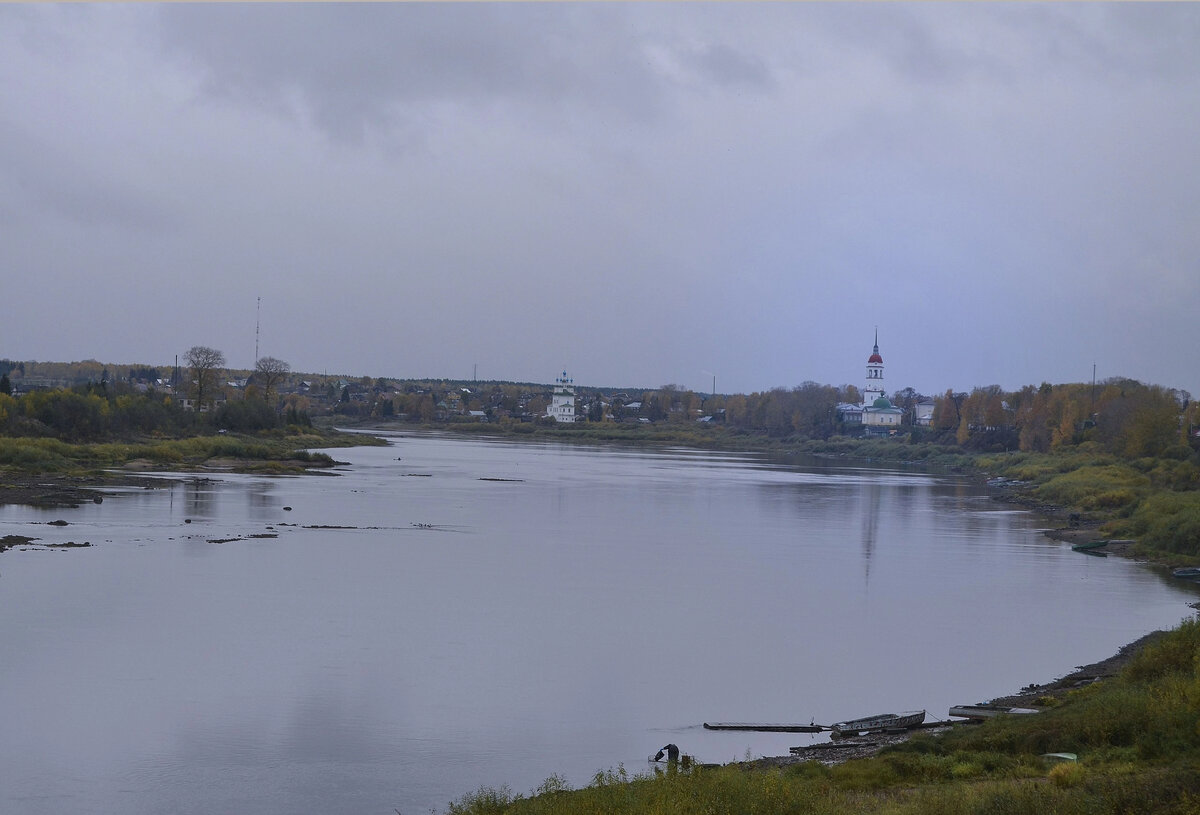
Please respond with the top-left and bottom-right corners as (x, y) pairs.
(872, 397), (893, 409)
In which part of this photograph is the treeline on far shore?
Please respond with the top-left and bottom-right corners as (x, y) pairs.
(2, 363), (1198, 561)
(0, 381), (312, 441)
(0, 381), (365, 475)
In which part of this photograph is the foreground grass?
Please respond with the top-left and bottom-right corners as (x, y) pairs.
(447, 620), (1200, 815)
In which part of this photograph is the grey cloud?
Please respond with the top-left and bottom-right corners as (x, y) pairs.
(0, 117), (178, 232)
(798, 3), (1200, 88)
(687, 42), (772, 90)
(3, 3), (1198, 397)
(154, 5), (673, 141)
(1042, 4), (1200, 82)
(152, 5), (785, 144)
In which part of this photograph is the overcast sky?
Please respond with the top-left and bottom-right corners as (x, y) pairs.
(2, 4), (1197, 397)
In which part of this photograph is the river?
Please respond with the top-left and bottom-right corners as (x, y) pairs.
(1, 430), (1196, 815)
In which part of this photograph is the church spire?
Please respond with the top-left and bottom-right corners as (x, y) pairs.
(867, 329), (883, 366)
(863, 329), (884, 406)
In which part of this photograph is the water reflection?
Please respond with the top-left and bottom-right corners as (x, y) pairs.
(245, 482), (278, 520)
(860, 482), (881, 584)
(184, 478), (219, 519)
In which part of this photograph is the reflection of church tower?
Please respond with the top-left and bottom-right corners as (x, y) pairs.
(862, 329), (885, 407)
(861, 482), (881, 584)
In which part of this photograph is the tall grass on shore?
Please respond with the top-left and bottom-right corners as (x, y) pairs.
(443, 620), (1200, 815)
(978, 444), (1200, 559)
(0, 431), (375, 473)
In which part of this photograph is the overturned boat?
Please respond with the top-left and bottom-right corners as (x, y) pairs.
(829, 710), (925, 738)
(948, 704), (1040, 720)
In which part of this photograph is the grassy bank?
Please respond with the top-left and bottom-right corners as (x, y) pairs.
(445, 619), (1200, 815)
(976, 444), (1200, 563)
(0, 427), (385, 475)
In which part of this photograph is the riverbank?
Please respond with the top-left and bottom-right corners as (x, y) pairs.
(742, 482), (1198, 772)
(447, 619), (1200, 815)
(754, 628), (1175, 770)
(0, 428), (386, 508)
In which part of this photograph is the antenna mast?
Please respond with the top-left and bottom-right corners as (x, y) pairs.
(1091, 363), (1097, 413)
(255, 296), (261, 365)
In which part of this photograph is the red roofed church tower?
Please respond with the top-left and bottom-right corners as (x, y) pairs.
(863, 328), (885, 406)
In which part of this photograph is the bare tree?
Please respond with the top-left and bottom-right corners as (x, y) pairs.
(254, 356), (290, 406)
(185, 345), (225, 411)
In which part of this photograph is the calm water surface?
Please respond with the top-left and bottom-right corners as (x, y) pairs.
(1, 431), (1197, 815)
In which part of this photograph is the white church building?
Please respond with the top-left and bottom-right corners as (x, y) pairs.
(838, 331), (904, 434)
(548, 370), (579, 423)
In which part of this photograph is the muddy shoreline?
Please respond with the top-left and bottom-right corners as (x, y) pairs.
(0, 471), (175, 509)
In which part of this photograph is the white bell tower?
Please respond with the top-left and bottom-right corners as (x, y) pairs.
(863, 329), (885, 406)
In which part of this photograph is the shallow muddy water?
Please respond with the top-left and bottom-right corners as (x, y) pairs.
(1, 431), (1196, 815)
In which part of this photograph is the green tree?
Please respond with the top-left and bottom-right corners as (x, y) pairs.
(414, 393), (435, 421)
(790, 382), (839, 439)
(725, 393), (749, 427)
(931, 389), (958, 432)
(254, 356), (290, 407)
(1096, 382), (1182, 458)
(214, 399), (277, 432)
(185, 346), (225, 412)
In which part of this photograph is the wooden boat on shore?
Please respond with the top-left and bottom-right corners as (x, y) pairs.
(830, 710), (925, 738)
(1071, 541), (1108, 557)
(948, 704), (1040, 720)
